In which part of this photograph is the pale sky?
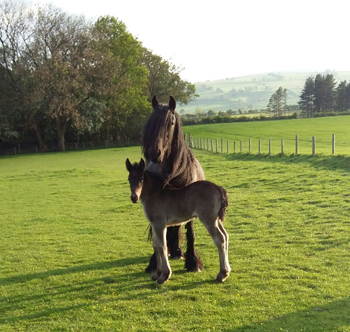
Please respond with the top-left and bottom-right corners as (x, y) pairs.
(35, 0), (349, 83)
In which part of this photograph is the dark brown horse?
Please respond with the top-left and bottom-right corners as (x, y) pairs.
(142, 95), (205, 272)
(126, 158), (230, 284)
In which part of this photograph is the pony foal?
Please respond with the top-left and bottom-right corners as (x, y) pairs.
(126, 158), (231, 284)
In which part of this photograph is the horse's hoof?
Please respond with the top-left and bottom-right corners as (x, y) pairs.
(185, 257), (204, 272)
(170, 248), (184, 260)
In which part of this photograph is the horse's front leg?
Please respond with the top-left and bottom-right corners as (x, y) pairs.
(184, 220), (203, 272)
(166, 225), (184, 259)
(152, 225), (172, 284)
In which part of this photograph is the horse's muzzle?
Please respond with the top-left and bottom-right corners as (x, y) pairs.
(150, 151), (162, 164)
(131, 194), (139, 203)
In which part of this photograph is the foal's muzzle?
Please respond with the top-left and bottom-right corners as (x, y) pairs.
(130, 194), (139, 203)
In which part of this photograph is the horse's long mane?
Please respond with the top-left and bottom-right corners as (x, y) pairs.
(142, 105), (196, 188)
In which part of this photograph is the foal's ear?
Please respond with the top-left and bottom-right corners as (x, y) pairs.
(125, 158), (132, 171)
(169, 95), (176, 111)
(140, 158), (145, 170)
(152, 95), (159, 108)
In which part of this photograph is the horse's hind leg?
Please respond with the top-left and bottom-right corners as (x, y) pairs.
(184, 220), (204, 272)
(202, 218), (230, 282)
(167, 226), (184, 259)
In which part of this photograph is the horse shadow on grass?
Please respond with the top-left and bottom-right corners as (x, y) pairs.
(223, 152), (350, 173)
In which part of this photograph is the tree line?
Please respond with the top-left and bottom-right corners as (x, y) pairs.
(0, 2), (196, 152)
(299, 73), (350, 117)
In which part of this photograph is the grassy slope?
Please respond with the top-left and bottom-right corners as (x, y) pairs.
(1, 146), (350, 331)
(183, 115), (350, 155)
(181, 71), (350, 113)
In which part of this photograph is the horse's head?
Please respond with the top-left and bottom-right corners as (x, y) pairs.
(126, 158), (145, 203)
(142, 95), (178, 164)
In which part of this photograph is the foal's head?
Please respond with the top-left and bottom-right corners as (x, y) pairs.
(126, 158), (145, 203)
(142, 95), (179, 164)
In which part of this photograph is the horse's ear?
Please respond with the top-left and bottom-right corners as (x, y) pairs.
(140, 158), (145, 170)
(125, 158), (132, 171)
(152, 95), (159, 108)
(169, 95), (176, 111)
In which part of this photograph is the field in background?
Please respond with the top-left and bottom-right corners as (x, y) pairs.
(183, 115), (350, 155)
(181, 70), (350, 113)
(1, 146), (350, 331)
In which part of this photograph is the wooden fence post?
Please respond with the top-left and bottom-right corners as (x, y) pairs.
(295, 135), (298, 155)
(234, 141), (236, 153)
(258, 139), (261, 155)
(207, 138), (209, 151)
(332, 134), (335, 155)
(221, 138), (223, 153)
(312, 136), (316, 155)
(211, 139), (213, 152)
(215, 139), (218, 153)
(281, 138), (284, 155)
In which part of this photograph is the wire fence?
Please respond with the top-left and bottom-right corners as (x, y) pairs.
(186, 134), (350, 156)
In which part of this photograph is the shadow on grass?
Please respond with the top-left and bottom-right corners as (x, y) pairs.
(0, 256), (216, 325)
(225, 297), (350, 331)
(0, 256), (148, 286)
(223, 152), (350, 173)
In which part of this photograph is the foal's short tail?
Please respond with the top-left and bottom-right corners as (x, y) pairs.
(218, 186), (229, 221)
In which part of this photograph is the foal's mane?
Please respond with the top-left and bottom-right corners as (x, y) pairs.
(142, 104), (196, 188)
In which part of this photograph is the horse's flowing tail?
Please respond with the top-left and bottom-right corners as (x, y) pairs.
(218, 186), (229, 221)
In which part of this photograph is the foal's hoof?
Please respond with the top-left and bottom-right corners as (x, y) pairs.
(216, 271), (230, 283)
(152, 271), (161, 281)
(156, 274), (171, 284)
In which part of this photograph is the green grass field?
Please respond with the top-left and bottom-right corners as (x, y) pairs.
(183, 116), (350, 156)
(1, 139), (350, 331)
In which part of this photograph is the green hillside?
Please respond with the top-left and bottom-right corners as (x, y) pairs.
(180, 70), (350, 114)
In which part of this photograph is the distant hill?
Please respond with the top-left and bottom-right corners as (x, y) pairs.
(180, 70), (350, 114)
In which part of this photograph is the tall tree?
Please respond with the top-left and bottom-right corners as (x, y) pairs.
(299, 76), (315, 117)
(336, 80), (350, 112)
(0, 1), (47, 150)
(93, 16), (149, 142)
(141, 49), (197, 104)
(267, 87), (287, 116)
(314, 73), (336, 113)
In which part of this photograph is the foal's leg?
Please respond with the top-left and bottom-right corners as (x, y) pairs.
(145, 227), (157, 272)
(184, 220), (204, 272)
(202, 218), (230, 282)
(218, 221), (230, 270)
(152, 225), (172, 284)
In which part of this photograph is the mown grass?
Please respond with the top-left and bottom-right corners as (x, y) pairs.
(183, 115), (350, 156)
(1, 147), (350, 331)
